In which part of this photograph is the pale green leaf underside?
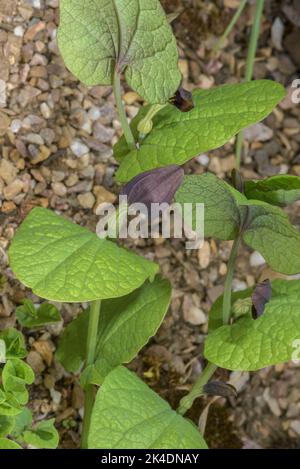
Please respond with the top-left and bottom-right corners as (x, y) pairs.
(115, 80), (285, 182)
(245, 175), (300, 206)
(175, 173), (300, 275)
(8, 208), (158, 302)
(205, 279), (300, 371)
(88, 366), (207, 449)
(56, 277), (171, 380)
(58, 0), (181, 103)
(175, 173), (241, 240)
(241, 202), (300, 275)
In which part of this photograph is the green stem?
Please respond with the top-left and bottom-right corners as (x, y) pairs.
(81, 299), (102, 449)
(222, 236), (241, 325)
(113, 70), (136, 151)
(214, 0), (248, 53)
(177, 234), (241, 416)
(177, 362), (218, 415)
(235, 0), (265, 169)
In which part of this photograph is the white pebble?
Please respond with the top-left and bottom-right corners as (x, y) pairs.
(250, 251), (266, 267)
(184, 306), (207, 326)
(87, 106), (101, 121)
(10, 119), (22, 133)
(40, 102), (51, 119)
(71, 140), (89, 158)
(196, 154), (210, 166)
(0, 80), (6, 108)
(14, 26), (25, 37)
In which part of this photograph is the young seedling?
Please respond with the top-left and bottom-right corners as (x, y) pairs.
(6, 0), (299, 449)
(0, 327), (59, 449)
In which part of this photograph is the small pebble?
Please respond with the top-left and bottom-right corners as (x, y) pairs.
(40, 102), (51, 118)
(51, 182), (67, 197)
(250, 251), (266, 267)
(10, 119), (22, 133)
(184, 305), (207, 326)
(71, 139), (89, 157)
(78, 192), (96, 209)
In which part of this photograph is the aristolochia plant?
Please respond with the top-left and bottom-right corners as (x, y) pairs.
(4, 0), (300, 449)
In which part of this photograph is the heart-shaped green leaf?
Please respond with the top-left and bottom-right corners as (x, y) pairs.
(88, 366), (207, 449)
(0, 415), (15, 438)
(16, 300), (61, 328)
(9, 208), (158, 303)
(94, 276), (171, 382)
(56, 276), (171, 382)
(241, 202), (300, 275)
(0, 438), (22, 449)
(175, 173), (242, 240)
(11, 408), (32, 438)
(23, 419), (59, 449)
(58, 0), (181, 104)
(0, 329), (26, 360)
(0, 392), (22, 416)
(175, 173), (300, 275)
(205, 279), (300, 371)
(2, 359), (35, 406)
(115, 80), (285, 182)
(245, 175), (300, 206)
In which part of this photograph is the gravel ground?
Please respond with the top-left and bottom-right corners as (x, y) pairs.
(1, 0), (300, 448)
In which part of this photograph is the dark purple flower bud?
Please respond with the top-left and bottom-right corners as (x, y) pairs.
(203, 381), (237, 399)
(231, 169), (244, 194)
(120, 165), (184, 210)
(169, 87), (194, 112)
(252, 279), (272, 319)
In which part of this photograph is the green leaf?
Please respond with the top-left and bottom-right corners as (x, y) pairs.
(88, 366), (207, 449)
(115, 80), (285, 182)
(16, 300), (61, 328)
(23, 418), (59, 449)
(0, 415), (15, 438)
(208, 288), (253, 332)
(174, 173), (242, 240)
(11, 408), (32, 438)
(58, 0), (180, 104)
(56, 309), (89, 373)
(9, 207), (158, 303)
(0, 393), (22, 416)
(205, 279), (300, 371)
(0, 438), (22, 449)
(175, 173), (300, 275)
(241, 202), (300, 275)
(2, 359), (35, 406)
(57, 277), (171, 380)
(0, 329), (26, 360)
(94, 276), (171, 382)
(245, 175), (300, 206)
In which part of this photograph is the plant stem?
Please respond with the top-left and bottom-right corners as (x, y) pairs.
(222, 235), (241, 325)
(235, 0), (265, 169)
(81, 299), (101, 449)
(113, 70), (136, 151)
(214, 0), (248, 53)
(177, 362), (218, 415)
(177, 234), (241, 416)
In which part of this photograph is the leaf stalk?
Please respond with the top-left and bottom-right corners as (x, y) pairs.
(81, 299), (102, 449)
(113, 70), (136, 151)
(235, 0), (265, 169)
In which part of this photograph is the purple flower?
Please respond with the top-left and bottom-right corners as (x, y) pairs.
(120, 165), (184, 210)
